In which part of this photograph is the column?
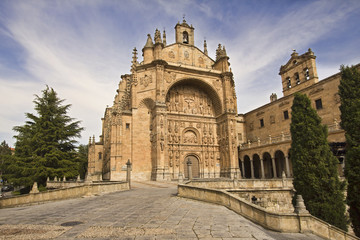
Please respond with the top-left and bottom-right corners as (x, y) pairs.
(271, 157), (277, 178)
(240, 159), (245, 178)
(285, 156), (290, 177)
(187, 158), (193, 180)
(250, 159), (255, 179)
(260, 159), (265, 179)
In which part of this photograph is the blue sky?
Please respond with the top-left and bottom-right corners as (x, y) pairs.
(1, 0), (360, 147)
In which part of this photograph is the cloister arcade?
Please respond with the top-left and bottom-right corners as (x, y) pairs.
(239, 147), (293, 179)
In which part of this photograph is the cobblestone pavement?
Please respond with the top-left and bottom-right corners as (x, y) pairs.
(0, 181), (324, 239)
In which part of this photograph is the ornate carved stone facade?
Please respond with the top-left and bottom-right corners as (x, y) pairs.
(88, 19), (240, 181)
(88, 20), (360, 182)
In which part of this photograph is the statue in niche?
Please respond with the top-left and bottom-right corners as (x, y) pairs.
(175, 122), (179, 133)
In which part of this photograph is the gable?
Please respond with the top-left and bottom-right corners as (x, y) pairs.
(162, 43), (214, 69)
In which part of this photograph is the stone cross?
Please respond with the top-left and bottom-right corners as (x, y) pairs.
(126, 159), (132, 189)
(187, 158), (193, 180)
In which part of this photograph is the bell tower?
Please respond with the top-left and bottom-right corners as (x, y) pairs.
(279, 48), (318, 97)
(175, 17), (194, 46)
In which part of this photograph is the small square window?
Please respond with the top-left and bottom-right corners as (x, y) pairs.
(260, 119), (264, 128)
(283, 110), (289, 120)
(315, 99), (323, 110)
(126, 123), (130, 129)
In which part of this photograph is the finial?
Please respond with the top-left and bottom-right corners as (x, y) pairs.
(144, 34), (154, 48)
(183, 14), (186, 22)
(131, 47), (138, 70)
(204, 39), (208, 55)
(154, 28), (162, 44)
(163, 29), (167, 46)
(92, 135), (95, 144)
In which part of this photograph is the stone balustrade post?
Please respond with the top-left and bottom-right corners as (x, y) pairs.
(294, 195), (309, 214)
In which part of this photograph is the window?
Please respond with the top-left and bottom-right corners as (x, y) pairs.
(286, 77), (291, 89)
(304, 68), (310, 80)
(98, 152), (102, 160)
(126, 123), (130, 129)
(315, 99), (323, 110)
(283, 110), (289, 120)
(183, 31), (189, 44)
(260, 119), (264, 128)
(295, 72), (300, 85)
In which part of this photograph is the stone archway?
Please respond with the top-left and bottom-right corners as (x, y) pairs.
(275, 150), (286, 177)
(184, 155), (200, 179)
(253, 154), (261, 179)
(243, 155), (251, 179)
(263, 152), (273, 178)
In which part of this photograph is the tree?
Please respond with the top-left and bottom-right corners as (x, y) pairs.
(6, 86), (84, 188)
(0, 140), (12, 184)
(339, 65), (360, 236)
(290, 93), (347, 231)
(76, 144), (88, 179)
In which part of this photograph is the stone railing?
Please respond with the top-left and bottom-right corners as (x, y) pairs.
(0, 181), (129, 209)
(240, 123), (343, 150)
(186, 178), (293, 189)
(178, 183), (359, 240)
(240, 132), (291, 150)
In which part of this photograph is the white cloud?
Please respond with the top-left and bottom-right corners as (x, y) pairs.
(0, 0), (359, 147)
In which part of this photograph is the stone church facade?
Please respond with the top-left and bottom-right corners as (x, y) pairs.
(88, 19), (240, 181)
(88, 19), (359, 181)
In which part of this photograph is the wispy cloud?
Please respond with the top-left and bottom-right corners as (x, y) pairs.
(0, 0), (359, 146)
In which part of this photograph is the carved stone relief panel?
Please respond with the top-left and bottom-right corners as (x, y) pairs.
(140, 74), (152, 87)
(166, 85), (215, 116)
(183, 130), (198, 144)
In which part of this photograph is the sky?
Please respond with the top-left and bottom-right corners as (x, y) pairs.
(0, 0), (360, 147)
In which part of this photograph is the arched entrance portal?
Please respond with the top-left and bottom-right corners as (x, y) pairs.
(184, 155), (200, 178)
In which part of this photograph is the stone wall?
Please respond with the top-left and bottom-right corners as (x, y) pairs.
(229, 189), (294, 213)
(186, 178), (294, 189)
(0, 181), (129, 209)
(178, 184), (359, 240)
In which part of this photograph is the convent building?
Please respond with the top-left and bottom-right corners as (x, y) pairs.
(88, 19), (359, 181)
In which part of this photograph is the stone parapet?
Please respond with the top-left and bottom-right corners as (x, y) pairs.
(177, 183), (359, 240)
(186, 178), (294, 189)
(0, 182), (129, 209)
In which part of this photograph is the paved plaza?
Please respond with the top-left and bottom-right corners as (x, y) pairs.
(0, 181), (324, 239)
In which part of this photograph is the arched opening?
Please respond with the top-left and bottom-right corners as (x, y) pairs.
(263, 152), (273, 178)
(183, 31), (189, 44)
(165, 79), (222, 117)
(244, 155), (251, 179)
(275, 150), (286, 177)
(184, 155), (200, 178)
(253, 154), (261, 179)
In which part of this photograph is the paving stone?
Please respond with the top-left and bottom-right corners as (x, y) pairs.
(0, 181), (326, 239)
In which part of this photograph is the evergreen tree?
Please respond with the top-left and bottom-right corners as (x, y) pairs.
(290, 93), (347, 231)
(7, 86), (84, 188)
(76, 144), (88, 179)
(0, 140), (12, 184)
(339, 65), (360, 236)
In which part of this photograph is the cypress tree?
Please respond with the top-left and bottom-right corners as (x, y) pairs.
(339, 65), (360, 236)
(8, 86), (84, 188)
(290, 93), (347, 231)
